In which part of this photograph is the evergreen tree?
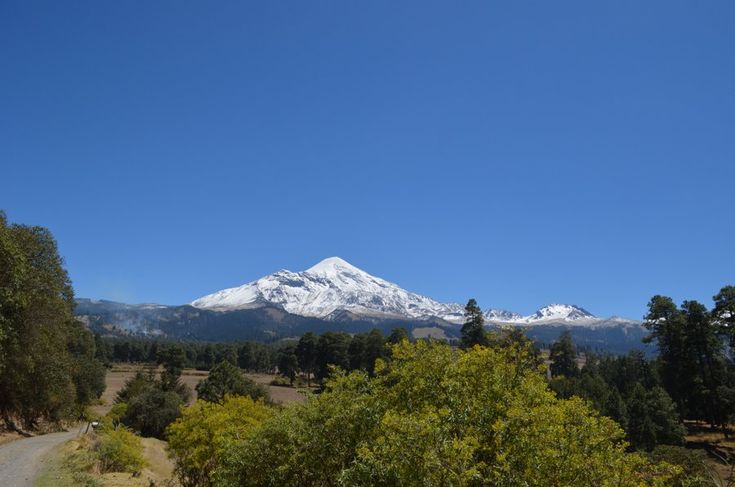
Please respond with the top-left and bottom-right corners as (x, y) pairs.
(363, 329), (388, 375)
(549, 331), (578, 377)
(460, 298), (487, 348)
(713, 285), (735, 347)
(627, 384), (658, 451)
(315, 332), (351, 381)
(604, 387), (628, 431)
(348, 333), (366, 370)
(387, 327), (409, 344)
(296, 332), (318, 386)
(643, 296), (692, 416)
(277, 344), (299, 385)
(645, 294), (731, 425)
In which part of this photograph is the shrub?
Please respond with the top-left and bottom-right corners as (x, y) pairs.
(167, 395), (271, 486)
(269, 376), (290, 387)
(123, 387), (184, 438)
(648, 445), (712, 486)
(95, 426), (146, 473)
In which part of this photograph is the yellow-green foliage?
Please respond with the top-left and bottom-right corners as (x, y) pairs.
(166, 395), (272, 486)
(208, 340), (679, 486)
(107, 401), (128, 425)
(95, 425), (146, 473)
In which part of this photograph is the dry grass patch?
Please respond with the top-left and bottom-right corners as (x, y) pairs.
(91, 365), (307, 418)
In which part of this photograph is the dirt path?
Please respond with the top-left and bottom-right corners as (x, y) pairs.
(0, 429), (78, 486)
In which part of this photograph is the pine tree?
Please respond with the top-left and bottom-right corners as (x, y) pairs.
(713, 285), (735, 347)
(296, 332), (318, 387)
(278, 345), (299, 385)
(387, 327), (409, 344)
(550, 331), (578, 378)
(461, 298), (487, 348)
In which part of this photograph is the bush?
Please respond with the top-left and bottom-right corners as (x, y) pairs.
(647, 446), (712, 486)
(167, 395), (271, 486)
(123, 387), (184, 438)
(269, 376), (290, 387)
(95, 426), (146, 473)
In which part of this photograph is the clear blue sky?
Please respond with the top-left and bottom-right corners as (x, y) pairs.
(2, 1), (733, 319)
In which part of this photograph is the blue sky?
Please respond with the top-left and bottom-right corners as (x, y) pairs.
(2, 1), (733, 319)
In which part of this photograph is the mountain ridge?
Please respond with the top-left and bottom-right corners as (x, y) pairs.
(191, 257), (638, 328)
(74, 257), (650, 353)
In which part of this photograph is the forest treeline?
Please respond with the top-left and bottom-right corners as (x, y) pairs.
(0, 212), (106, 431)
(96, 327), (410, 382)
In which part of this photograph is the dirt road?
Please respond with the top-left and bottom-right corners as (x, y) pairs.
(0, 429), (78, 486)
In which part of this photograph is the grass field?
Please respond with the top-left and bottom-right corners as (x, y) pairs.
(90, 364), (308, 418)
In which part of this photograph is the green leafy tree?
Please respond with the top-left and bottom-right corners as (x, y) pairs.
(0, 212), (105, 429)
(215, 340), (678, 486)
(196, 361), (268, 404)
(460, 298), (487, 348)
(123, 387), (184, 439)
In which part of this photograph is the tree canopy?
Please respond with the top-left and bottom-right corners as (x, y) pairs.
(208, 340), (677, 486)
(0, 211), (105, 429)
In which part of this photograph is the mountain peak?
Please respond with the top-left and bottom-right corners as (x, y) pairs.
(191, 257), (464, 321)
(530, 304), (595, 321)
(305, 256), (362, 277)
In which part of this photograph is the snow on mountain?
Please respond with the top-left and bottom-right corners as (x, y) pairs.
(191, 257), (639, 329)
(527, 304), (595, 322)
(191, 257), (465, 322)
(484, 309), (523, 322)
(483, 304), (634, 328)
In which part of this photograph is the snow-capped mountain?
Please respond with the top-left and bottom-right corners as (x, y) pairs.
(191, 257), (638, 329)
(486, 304), (597, 325)
(484, 309), (523, 322)
(191, 257), (465, 323)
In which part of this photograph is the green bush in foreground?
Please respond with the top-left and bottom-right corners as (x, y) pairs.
(95, 425), (146, 474)
(167, 395), (272, 487)
(196, 340), (680, 486)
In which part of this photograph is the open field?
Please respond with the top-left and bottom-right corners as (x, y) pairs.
(90, 364), (308, 417)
